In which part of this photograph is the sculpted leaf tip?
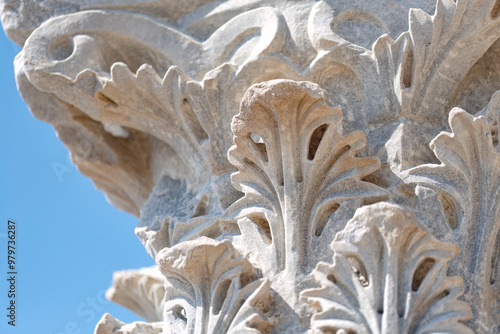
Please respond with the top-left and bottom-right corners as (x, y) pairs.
(301, 202), (473, 334)
(404, 107), (500, 332)
(156, 237), (273, 334)
(226, 80), (388, 277)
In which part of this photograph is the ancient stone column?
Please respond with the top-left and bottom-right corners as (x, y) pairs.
(1, 0), (499, 333)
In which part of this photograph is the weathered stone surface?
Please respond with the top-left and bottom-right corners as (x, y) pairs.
(301, 203), (472, 334)
(404, 108), (500, 332)
(106, 266), (166, 322)
(2, 0), (499, 332)
(226, 79), (388, 282)
(156, 237), (273, 334)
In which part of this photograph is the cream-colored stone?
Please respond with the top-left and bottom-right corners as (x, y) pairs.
(2, 0), (499, 332)
(156, 237), (273, 334)
(404, 108), (500, 331)
(106, 266), (166, 322)
(301, 202), (472, 334)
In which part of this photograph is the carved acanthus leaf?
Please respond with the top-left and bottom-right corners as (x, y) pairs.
(98, 60), (295, 257)
(156, 237), (273, 334)
(100, 61), (271, 181)
(309, 0), (500, 174)
(18, 3), (287, 179)
(306, 0), (500, 174)
(99, 64), (210, 180)
(404, 108), (500, 331)
(305, 0), (500, 131)
(300, 202), (472, 334)
(105, 266), (165, 322)
(17, 6), (287, 216)
(373, 0), (500, 123)
(14, 60), (155, 215)
(6, 1), (500, 332)
(135, 175), (242, 259)
(226, 79), (387, 276)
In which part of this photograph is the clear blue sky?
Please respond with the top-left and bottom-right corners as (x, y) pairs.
(0, 27), (154, 333)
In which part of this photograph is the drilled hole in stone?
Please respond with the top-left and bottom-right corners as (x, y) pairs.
(439, 193), (458, 229)
(171, 305), (187, 323)
(402, 46), (414, 88)
(250, 132), (263, 143)
(308, 124), (329, 160)
(428, 289), (450, 306)
(331, 145), (351, 168)
(96, 92), (118, 108)
(248, 214), (272, 245)
(412, 258), (435, 291)
(250, 133), (268, 162)
(48, 35), (74, 61)
(315, 203), (340, 237)
(181, 97), (208, 143)
(347, 256), (369, 287)
(491, 126), (498, 146)
(212, 279), (231, 315)
(422, 289), (451, 310)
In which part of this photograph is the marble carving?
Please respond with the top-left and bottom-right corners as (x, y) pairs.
(1, 0), (499, 333)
